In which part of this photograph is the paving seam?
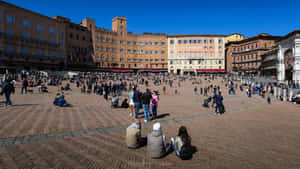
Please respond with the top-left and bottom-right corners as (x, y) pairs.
(0, 102), (279, 147)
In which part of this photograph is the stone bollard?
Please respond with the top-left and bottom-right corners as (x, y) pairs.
(274, 86), (277, 98)
(278, 88), (282, 100)
(283, 89), (287, 101)
(289, 89), (294, 101)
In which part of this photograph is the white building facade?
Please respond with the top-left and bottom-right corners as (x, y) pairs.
(277, 30), (300, 84)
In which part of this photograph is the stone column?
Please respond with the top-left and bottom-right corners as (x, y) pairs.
(289, 89), (294, 101)
(283, 88), (287, 101)
(277, 45), (285, 83)
(278, 87), (282, 100)
(274, 86), (277, 97)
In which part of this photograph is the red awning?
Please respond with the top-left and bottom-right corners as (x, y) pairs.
(111, 69), (133, 72)
(196, 69), (225, 72)
(141, 69), (168, 72)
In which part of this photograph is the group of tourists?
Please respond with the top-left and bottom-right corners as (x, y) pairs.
(126, 119), (195, 160)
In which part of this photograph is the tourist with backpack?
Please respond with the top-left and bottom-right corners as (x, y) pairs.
(141, 88), (152, 122)
(171, 126), (194, 160)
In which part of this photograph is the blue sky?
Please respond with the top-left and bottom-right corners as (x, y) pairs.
(4, 0), (300, 37)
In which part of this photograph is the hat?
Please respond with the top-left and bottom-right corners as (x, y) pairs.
(153, 122), (161, 131)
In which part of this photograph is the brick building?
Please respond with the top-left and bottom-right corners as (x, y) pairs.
(167, 35), (226, 75)
(225, 33), (280, 74)
(0, 1), (66, 72)
(82, 17), (168, 73)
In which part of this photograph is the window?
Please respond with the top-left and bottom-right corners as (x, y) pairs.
(145, 42), (149, 46)
(150, 50), (153, 54)
(120, 49), (124, 53)
(101, 37), (105, 42)
(210, 52), (213, 57)
(150, 42), (153, 46)
(219, 60), (222, 64)
(219, 52), (222, 58)
(133, 50), (137, 53)
(50, 37), (54, 45)
(218, 46), (222, 49)
(178, 40), (182, 44)
(218, 39), (223, 44)
(127, 49), (131, 53)
(38, 49), (43, 57)
(184, 52), (187, 57)
(155, 50), (159, 54)
(179, 52), (182, 57)
(76, 34), (79, 40)
(161, 42), (165, 46)
(112, 39), (116, 44)
(128, 58), (131, 62)
(50, 51), (55, 59)
(38, 34), (43, 42)
(61, 31), (64, 37)
(112, 48), (116, 52)
(161, 59), (165, 61)
(140, 50), (143, 54)
(8, 28), (14, 37)
(24, 47), (29, 56)
(145, 51), (148, 54)
(106, 48), (110, 52)
(140, 42), (144, 46)
(49, 27), (56, 34)
(6, 15), (16, 24)
(210, 46), (213, 49)
(120, 32), (123, 37)
(209, 39), (214, 44)
(170, 40), (174, 44)
(120, 40), (124, 44)
(140, 59), (143, 62)
(170, 60), (173, 65)
(184, 40), (187, 44)
(189, 40), (192, 44)
(36, 24), (44, 31)
(204, 39), (207, 44)
(134, 41), (137, 45)
(155, 59), (159, 62)
(198, 39), (202, 44)
(60, 40), (64, 47)
(161, 51), (165, 54)
(193, 40), (197, 44)
(127, 41), (131, 45)
(204, 52), (208, 57)
(22, 19), (31, 28)
(7, 45), (14, 54)
(155, 42), (159, 46)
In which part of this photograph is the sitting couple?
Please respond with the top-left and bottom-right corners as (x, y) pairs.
(53, 93), (70, 107)
(126, 120), (195, 160)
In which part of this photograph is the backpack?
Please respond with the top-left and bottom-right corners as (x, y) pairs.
(179, 145), (193, 160)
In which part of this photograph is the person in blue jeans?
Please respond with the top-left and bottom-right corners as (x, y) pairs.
(141, 89), (152, 122)
(1, 78), (15, 106)
(133, 87), (142, 119)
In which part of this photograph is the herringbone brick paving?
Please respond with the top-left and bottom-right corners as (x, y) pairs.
(0, 78), (299, 168)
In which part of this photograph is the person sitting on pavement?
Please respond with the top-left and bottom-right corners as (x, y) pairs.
(53, 93), (61, 105)
(57, 95), (70, 107)
(121, 98), (129, 108)
(147, 122), (172, 159)
(111, 94), (119, 108)
(171, 126), (194, 160)
(126, 119), (146, 149)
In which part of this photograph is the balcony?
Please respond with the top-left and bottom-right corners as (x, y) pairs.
(232, 59), (261, 64)
(232, 47), (269, 54)
(0, 32), (60, 49)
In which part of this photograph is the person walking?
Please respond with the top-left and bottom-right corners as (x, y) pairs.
(151, 91), (159, 120)
(133, 87), (142, 119)
(21, 79), (28, 94)
(141, 89), (152, 122)
(1, 77), (15, 106)
(215, 92), (224, 115)
(127, 88), (135, 116)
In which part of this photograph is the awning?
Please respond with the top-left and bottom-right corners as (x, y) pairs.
(111, 69), (133, 72)
(196, 69), (226, 72)
(140, 69), (168, 72)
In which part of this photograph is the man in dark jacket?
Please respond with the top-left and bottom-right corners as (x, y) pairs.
(215, 92), (224, 114)
(1, 78), (15, 106)
(141, 88), (152, 122)
(21, 79), (28, 94)
(133, 87), (142, 118)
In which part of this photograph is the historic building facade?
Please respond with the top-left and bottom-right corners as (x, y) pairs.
(83, 17), (168, 72)
(167, 35), (226, 75)
(275, 30), (300, 83)
(225, 33), (280, 74)
(225, 33), (245, 44)
(0, 1), (67, 72)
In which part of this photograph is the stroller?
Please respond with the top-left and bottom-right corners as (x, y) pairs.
(203, 96), (212, 108)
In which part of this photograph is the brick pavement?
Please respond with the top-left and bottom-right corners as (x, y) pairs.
(0, 78), (299, 168)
